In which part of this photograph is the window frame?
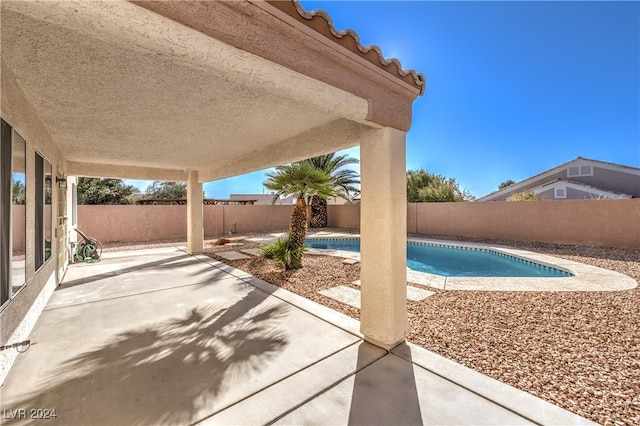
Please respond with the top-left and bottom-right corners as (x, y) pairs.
(1, 119), (28, 308)
(554, 181), (568, 199)
(554, 187), (567, 199)
(1, 119), (12, 306)
(35, 153), (44, 269)
(35, 152), (53, 271)
(567, 164), (594, 178)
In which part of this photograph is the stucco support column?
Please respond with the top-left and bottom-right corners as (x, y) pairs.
(187, 170), (204, 255)
(360, 127), (407, 350)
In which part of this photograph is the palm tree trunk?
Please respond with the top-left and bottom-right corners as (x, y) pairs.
(309, 195), (328, 228)
(289, 197), (308, 249)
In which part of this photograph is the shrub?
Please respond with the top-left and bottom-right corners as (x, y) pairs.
(509, 189), (543, 201)
(260, 236), (306, 270)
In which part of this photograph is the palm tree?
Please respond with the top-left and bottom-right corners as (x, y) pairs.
(301, 153), (360, 228)
(264, 162), (334, 256)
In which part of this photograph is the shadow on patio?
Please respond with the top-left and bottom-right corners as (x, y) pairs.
(6, 298), (288, 425)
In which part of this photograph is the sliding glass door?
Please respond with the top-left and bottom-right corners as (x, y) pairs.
(1, 118), (27, 307)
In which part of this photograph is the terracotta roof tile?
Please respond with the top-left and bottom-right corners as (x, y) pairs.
(267, 0), (426, 95)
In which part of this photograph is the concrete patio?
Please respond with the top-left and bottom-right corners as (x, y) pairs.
(1, 247), (595, 425)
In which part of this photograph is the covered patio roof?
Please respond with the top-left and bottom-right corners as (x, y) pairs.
(1, 0), (423, 182)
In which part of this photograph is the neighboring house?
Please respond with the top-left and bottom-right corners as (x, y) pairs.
(230, 193), (294, 205)
(478, 157), (640, 201)
(326, 195), (360, 205)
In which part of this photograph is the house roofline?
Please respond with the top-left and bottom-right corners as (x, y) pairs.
(523, 178), (634, 199)
(478, 157), (640, 201)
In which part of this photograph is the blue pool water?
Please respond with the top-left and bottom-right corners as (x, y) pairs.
(305, 238), (572, 278)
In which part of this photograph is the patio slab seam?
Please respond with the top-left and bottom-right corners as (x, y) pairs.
(179, 249), (256, 281)
(391, 343), (597, 426)
(263, 346), (389, 426)
(198, 340), (388, 425)
(187, 251), (364, 339)
(43, 277), (244, 311)
(388, 350), (535, 425)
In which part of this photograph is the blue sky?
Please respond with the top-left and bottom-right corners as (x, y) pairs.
(128, 0), (639, 199)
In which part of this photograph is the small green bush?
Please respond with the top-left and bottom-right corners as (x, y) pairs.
(260, 236), (306, 270)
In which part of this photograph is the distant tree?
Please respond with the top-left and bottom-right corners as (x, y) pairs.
(77, 178), (139, 205)
(407, 169), (475, 202)
(145, 181), (187, 200)
(12, 179), (26, 205)
(499, 179), (516, 190)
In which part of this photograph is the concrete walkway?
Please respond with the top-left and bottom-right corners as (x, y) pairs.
(1, 247), (596, 425)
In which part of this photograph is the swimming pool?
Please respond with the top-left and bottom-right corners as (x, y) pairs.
(305, 238), (572, 278)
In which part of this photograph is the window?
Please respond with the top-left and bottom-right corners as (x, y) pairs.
(580, 165), (592, 175)
(12, 132), (26, 294)
(1, 119), (27, 306)
(1, 119), (11, 305)
(35, 152), (53, 270)
(554, 181), (567, 199)
(567, 164), (593, 177)
(45, 161), (52, 262)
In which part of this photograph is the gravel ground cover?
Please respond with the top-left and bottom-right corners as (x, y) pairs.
(103, 234), (639, 425)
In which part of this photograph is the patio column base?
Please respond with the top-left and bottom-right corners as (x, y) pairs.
(187, 170), (204, 255)
(363, 336), (406, 352)
(359, 127), (407, 349)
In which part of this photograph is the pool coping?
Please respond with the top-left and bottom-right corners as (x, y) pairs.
(296, 233), (638, 292)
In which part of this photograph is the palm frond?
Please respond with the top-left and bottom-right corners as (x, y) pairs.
(297, 153), (360, 201)
(264, 162), (334, 200)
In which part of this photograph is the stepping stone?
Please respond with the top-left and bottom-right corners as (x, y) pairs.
(224, 242), (244, 247)
(241, 248), (262, 256)
(407, 286), (435, 301)
(407, 270), (446, 290)
(351, 280), (434, 301)
(217, 251), (251, 261)
(342, 259), (359, 265)
(319, 286), (361, 309)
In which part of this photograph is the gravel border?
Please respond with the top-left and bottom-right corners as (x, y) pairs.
(104, 234), (640, 425)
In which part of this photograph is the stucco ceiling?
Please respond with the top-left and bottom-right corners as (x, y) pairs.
(1, 1), (372, 182)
